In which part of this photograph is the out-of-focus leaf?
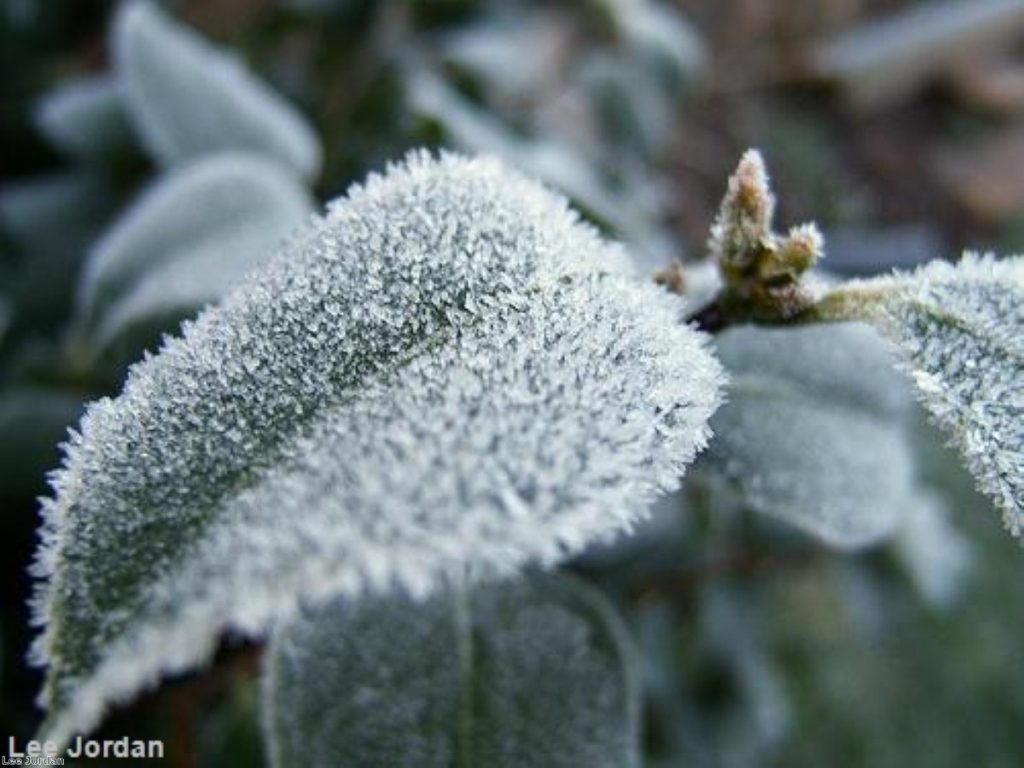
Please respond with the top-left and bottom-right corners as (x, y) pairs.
(34, 75), (135, 161)
(0, 173), (117, 332)
(31, 152), (723, 747)
(405, 67), (674, 267)
(262, 574), (639, 768)
(813, 0), (1024, 109)
(77, 152), (313, 353)
(766, 525), (1024, 768)
(0, 173), (113, 260)
(0, 389), (83, 498)
(695, 323), (921, 549)
(701, 586), (790, 765)
(113, 1), (321, 178)
(596, 0), (706, 77)
(440, 11), (572, 106)
(893, 492), (972, 608)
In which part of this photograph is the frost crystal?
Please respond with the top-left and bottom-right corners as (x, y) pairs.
(696, 322), (922, 549)
(262, 574), (639, 768)
(78, 152), (313, 350)
(31, 151), (723, 745)
(824, 254), (1023, 538)
(114, 1), (321, 178)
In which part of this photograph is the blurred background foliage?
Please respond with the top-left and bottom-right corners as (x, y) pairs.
(1, 0), (1023, 765)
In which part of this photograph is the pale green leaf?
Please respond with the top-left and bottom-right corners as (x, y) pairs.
(77, 152), (313, 352)
(816, 254), (1023, 538)
(32, 152), (723, 746)
(113, 1), (321, 178)
(262, 574), (639, 768)
(893, 491), (972, 608)
(404, 67), (673, 266)
(695, 322), (921, 549)
(34, 75), (135, 161)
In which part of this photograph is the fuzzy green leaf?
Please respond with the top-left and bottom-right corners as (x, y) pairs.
(262, 574), (639, 768)
(696, 322), (921, 549)
(77, 152), (313, 352)
(34, 75), (135, 161)
(113, 1), (321, 177)
(32, 152), (723, 746)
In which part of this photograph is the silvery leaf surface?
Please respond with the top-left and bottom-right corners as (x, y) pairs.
(114, 1), (321, 178)
(77, 152), (313, 352)
(695, 322), (920, 549)
(34, 75), (135, 161)
(32, 152), (724, 745)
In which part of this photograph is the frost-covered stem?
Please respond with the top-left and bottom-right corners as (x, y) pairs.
(686, 285), (882, 333)
(686, 290), (816, 333)
(801, 284), (889, 324)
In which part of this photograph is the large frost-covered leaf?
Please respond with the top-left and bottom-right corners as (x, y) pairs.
(113, 1), (321, 178)
(262, 574), (639, 768)
(816, 254), (1023, 538)
(34, 75), (135, 161)
(695, 322), (921, 549)
(77, 152), (313, 351)
(32, 152), (723, 745)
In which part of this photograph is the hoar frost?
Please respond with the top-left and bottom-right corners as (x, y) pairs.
(31, 151), (723, 746)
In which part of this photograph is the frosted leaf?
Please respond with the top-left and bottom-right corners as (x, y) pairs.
(405, 68), (672, 266)
(113, 1), (321, 178)
(77, 153), (313, 351)
(696, 322), (921, 549)
(34, 75), (134, 161)
(262, 574), (639, 768)
(817, 254), (1023, 538)
(32, 152), (723, 745)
